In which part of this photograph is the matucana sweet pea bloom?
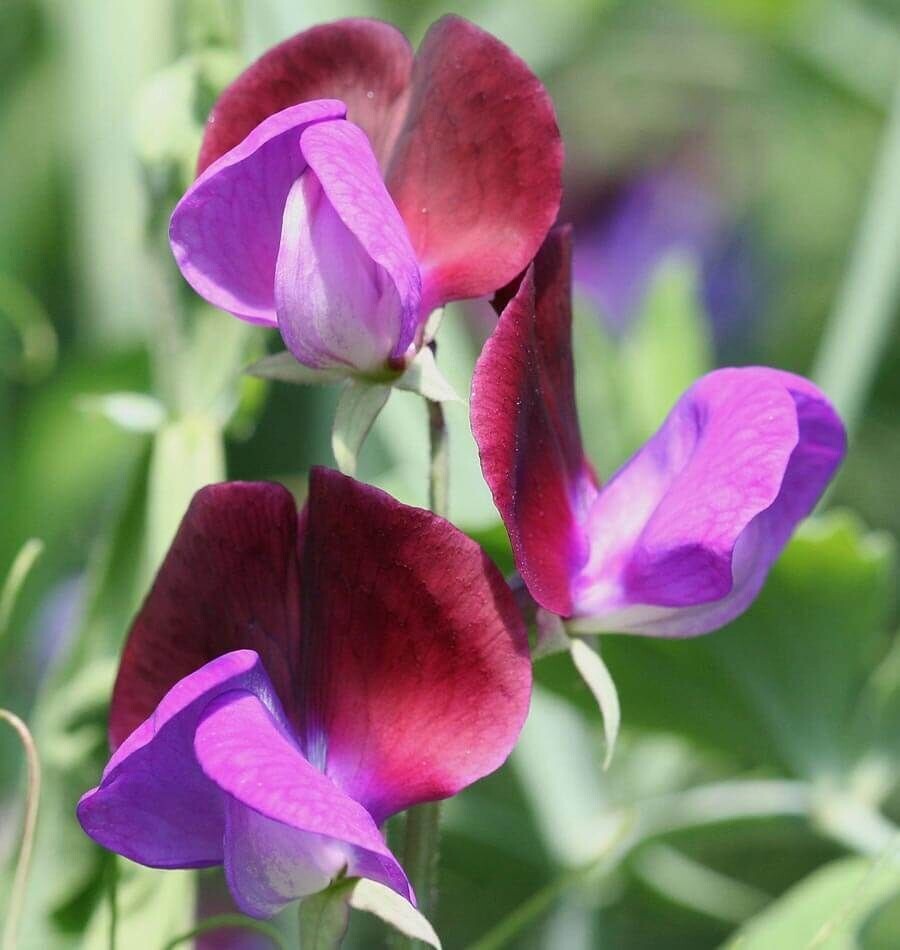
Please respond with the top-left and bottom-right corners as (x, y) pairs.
(169, 16), (562, 378)
(77, 468), (530, 917)
(471, 227), (846, 638)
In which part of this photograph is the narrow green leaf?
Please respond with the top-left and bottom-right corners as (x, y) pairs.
(395, 347), (462, 403)
(297, 879), (355, 950)
(332, 381), (391, 476)
(421, 306), (444, 343)
(0, 271), (58, 383)
(726, 856), (900, 949)
(0, 538), (43, 643)
(78, 392), (166, 434)
(246, 350), (344, 386)
(350, 879), (442, 949)
(569, 638), (621, 770)
(145, 414), (225, 577)
(631, 843), (769, 924)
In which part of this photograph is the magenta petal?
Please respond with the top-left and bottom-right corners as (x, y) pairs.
(571, 367), (846, 636)
(169, 101), (346, 326)
(471, 228), (596, 617)
(197, 20), (413, 172)
(110, 482), (302, 749)
(299, 467), (531, 823)
(195, 690), (411, 918)
(385, 15), (563, 312)
(275, 121), (421, 371)
(77, 651), (271, 868)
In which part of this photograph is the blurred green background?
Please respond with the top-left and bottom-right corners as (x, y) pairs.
(1, 0), (899, 947)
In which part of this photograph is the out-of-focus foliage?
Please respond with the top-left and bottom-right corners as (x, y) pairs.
(2, 0), (899, 947)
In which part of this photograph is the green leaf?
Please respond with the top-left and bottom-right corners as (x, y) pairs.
(621, 256), (714, 444)
(350, 879), (442, 949)
(145, 413), (225, 576)
(297, 878), (442, 949)
(77, 392), (165, 434)
(332, 381), (392, 476)
(726, 856), (900, 949)
(860, 888), (900, 948)
(395, 347), (462, 403)
(297, 879), (354, 950)
(0, 270), (58, 383)
(182, 305), (259, 422)
(0, 538), (43, 643)
(569, 638), (621, 770)
(246, 349), (344, 386)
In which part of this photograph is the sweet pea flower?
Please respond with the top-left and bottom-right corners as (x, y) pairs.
(169, 17), (562, 379)
(471, 228), (846, 638)
(77, 469), (529, 917)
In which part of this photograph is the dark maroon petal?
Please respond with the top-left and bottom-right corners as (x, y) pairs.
(197, 19), (413, 173)
(298, 467), (531, 824)
(109, 483), (302, 749)
(385, 15), (563, 312)
(471, 227), (596, 617)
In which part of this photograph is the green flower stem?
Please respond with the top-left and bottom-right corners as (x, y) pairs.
(396, 397), (450, 945)
(1, 709), (41, 950)
(812, 76), (900, 435)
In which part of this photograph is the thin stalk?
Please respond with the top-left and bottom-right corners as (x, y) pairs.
(107, 857), (118, 950)
(812, 76), (900, 435)
(426, 398), (449, 517)
(1, 710), (41, 950)
(398, 397), (449, 944)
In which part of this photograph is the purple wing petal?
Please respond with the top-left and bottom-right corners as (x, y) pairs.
(296, 468), (531, 824)
(197, 20), (413, 172)
(109, 482), (303, 749)
(78, 651), (271, 868)
(275, 121), (421, 372)
(169, 101), (346, 326)
(195, 690), (411, 918)
(386, 15), (563, 313)
(571, 367), (846, 636)
(471, 228), (597, 617)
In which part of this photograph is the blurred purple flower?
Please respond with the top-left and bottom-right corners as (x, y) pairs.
(472, 228), (846, 639)
(572, 164), (762, 346)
